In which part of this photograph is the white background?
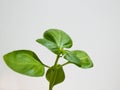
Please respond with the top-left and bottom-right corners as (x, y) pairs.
(0, 0), (120, 90)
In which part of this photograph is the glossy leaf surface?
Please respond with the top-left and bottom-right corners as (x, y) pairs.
(3, 50), (45, 77)
(36, 38), (59, 54)
(64, 50), (93, 68)
(46, 65), (65, 89)
(36, 29), (73, 54)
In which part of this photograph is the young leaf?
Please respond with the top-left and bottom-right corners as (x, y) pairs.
(46, 65), (65, 89)
(3, 50), (45, 77)
(36, 29), (73, 55)
(36, 38), (60, 54)
(64, 50), (93, 68)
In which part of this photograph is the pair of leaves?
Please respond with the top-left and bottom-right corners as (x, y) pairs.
(46, 65), (65, 90)
(3, 49), (93, 77)
(36, 29), (72, 55)
(3, 50), (65, 88)
(3, 50), (44, 77)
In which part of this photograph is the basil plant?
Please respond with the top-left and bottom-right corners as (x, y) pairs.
(3, 29), (93, 90)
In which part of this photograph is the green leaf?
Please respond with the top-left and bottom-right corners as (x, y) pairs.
(3, 50), (45, 77)
(36, 29), (73, 55)
(46, 65), (65, 89)
(64, 50), (93, 68)
(36, 39), (60, 54)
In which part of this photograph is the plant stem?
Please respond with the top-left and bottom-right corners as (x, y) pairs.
(43, 64), (50, 68)
(49, 83), (52, 90)
(62, 61), (70, 66)
(53, 55), (60, 67)
(40, 62), (50, 68)
(48, 55), (60, 90)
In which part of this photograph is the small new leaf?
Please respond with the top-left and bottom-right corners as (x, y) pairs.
(3, 50), (45, 77)
(64, 50), (93, 68)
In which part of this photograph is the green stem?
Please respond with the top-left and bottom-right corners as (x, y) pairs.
(49, 83), (52, 90)
(62, 61), (70, 67)
(48, 55), (60, 90)
(41, 62), (50, 68)
(44, 64), (50, 68)
(53, 55), (60, 67)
